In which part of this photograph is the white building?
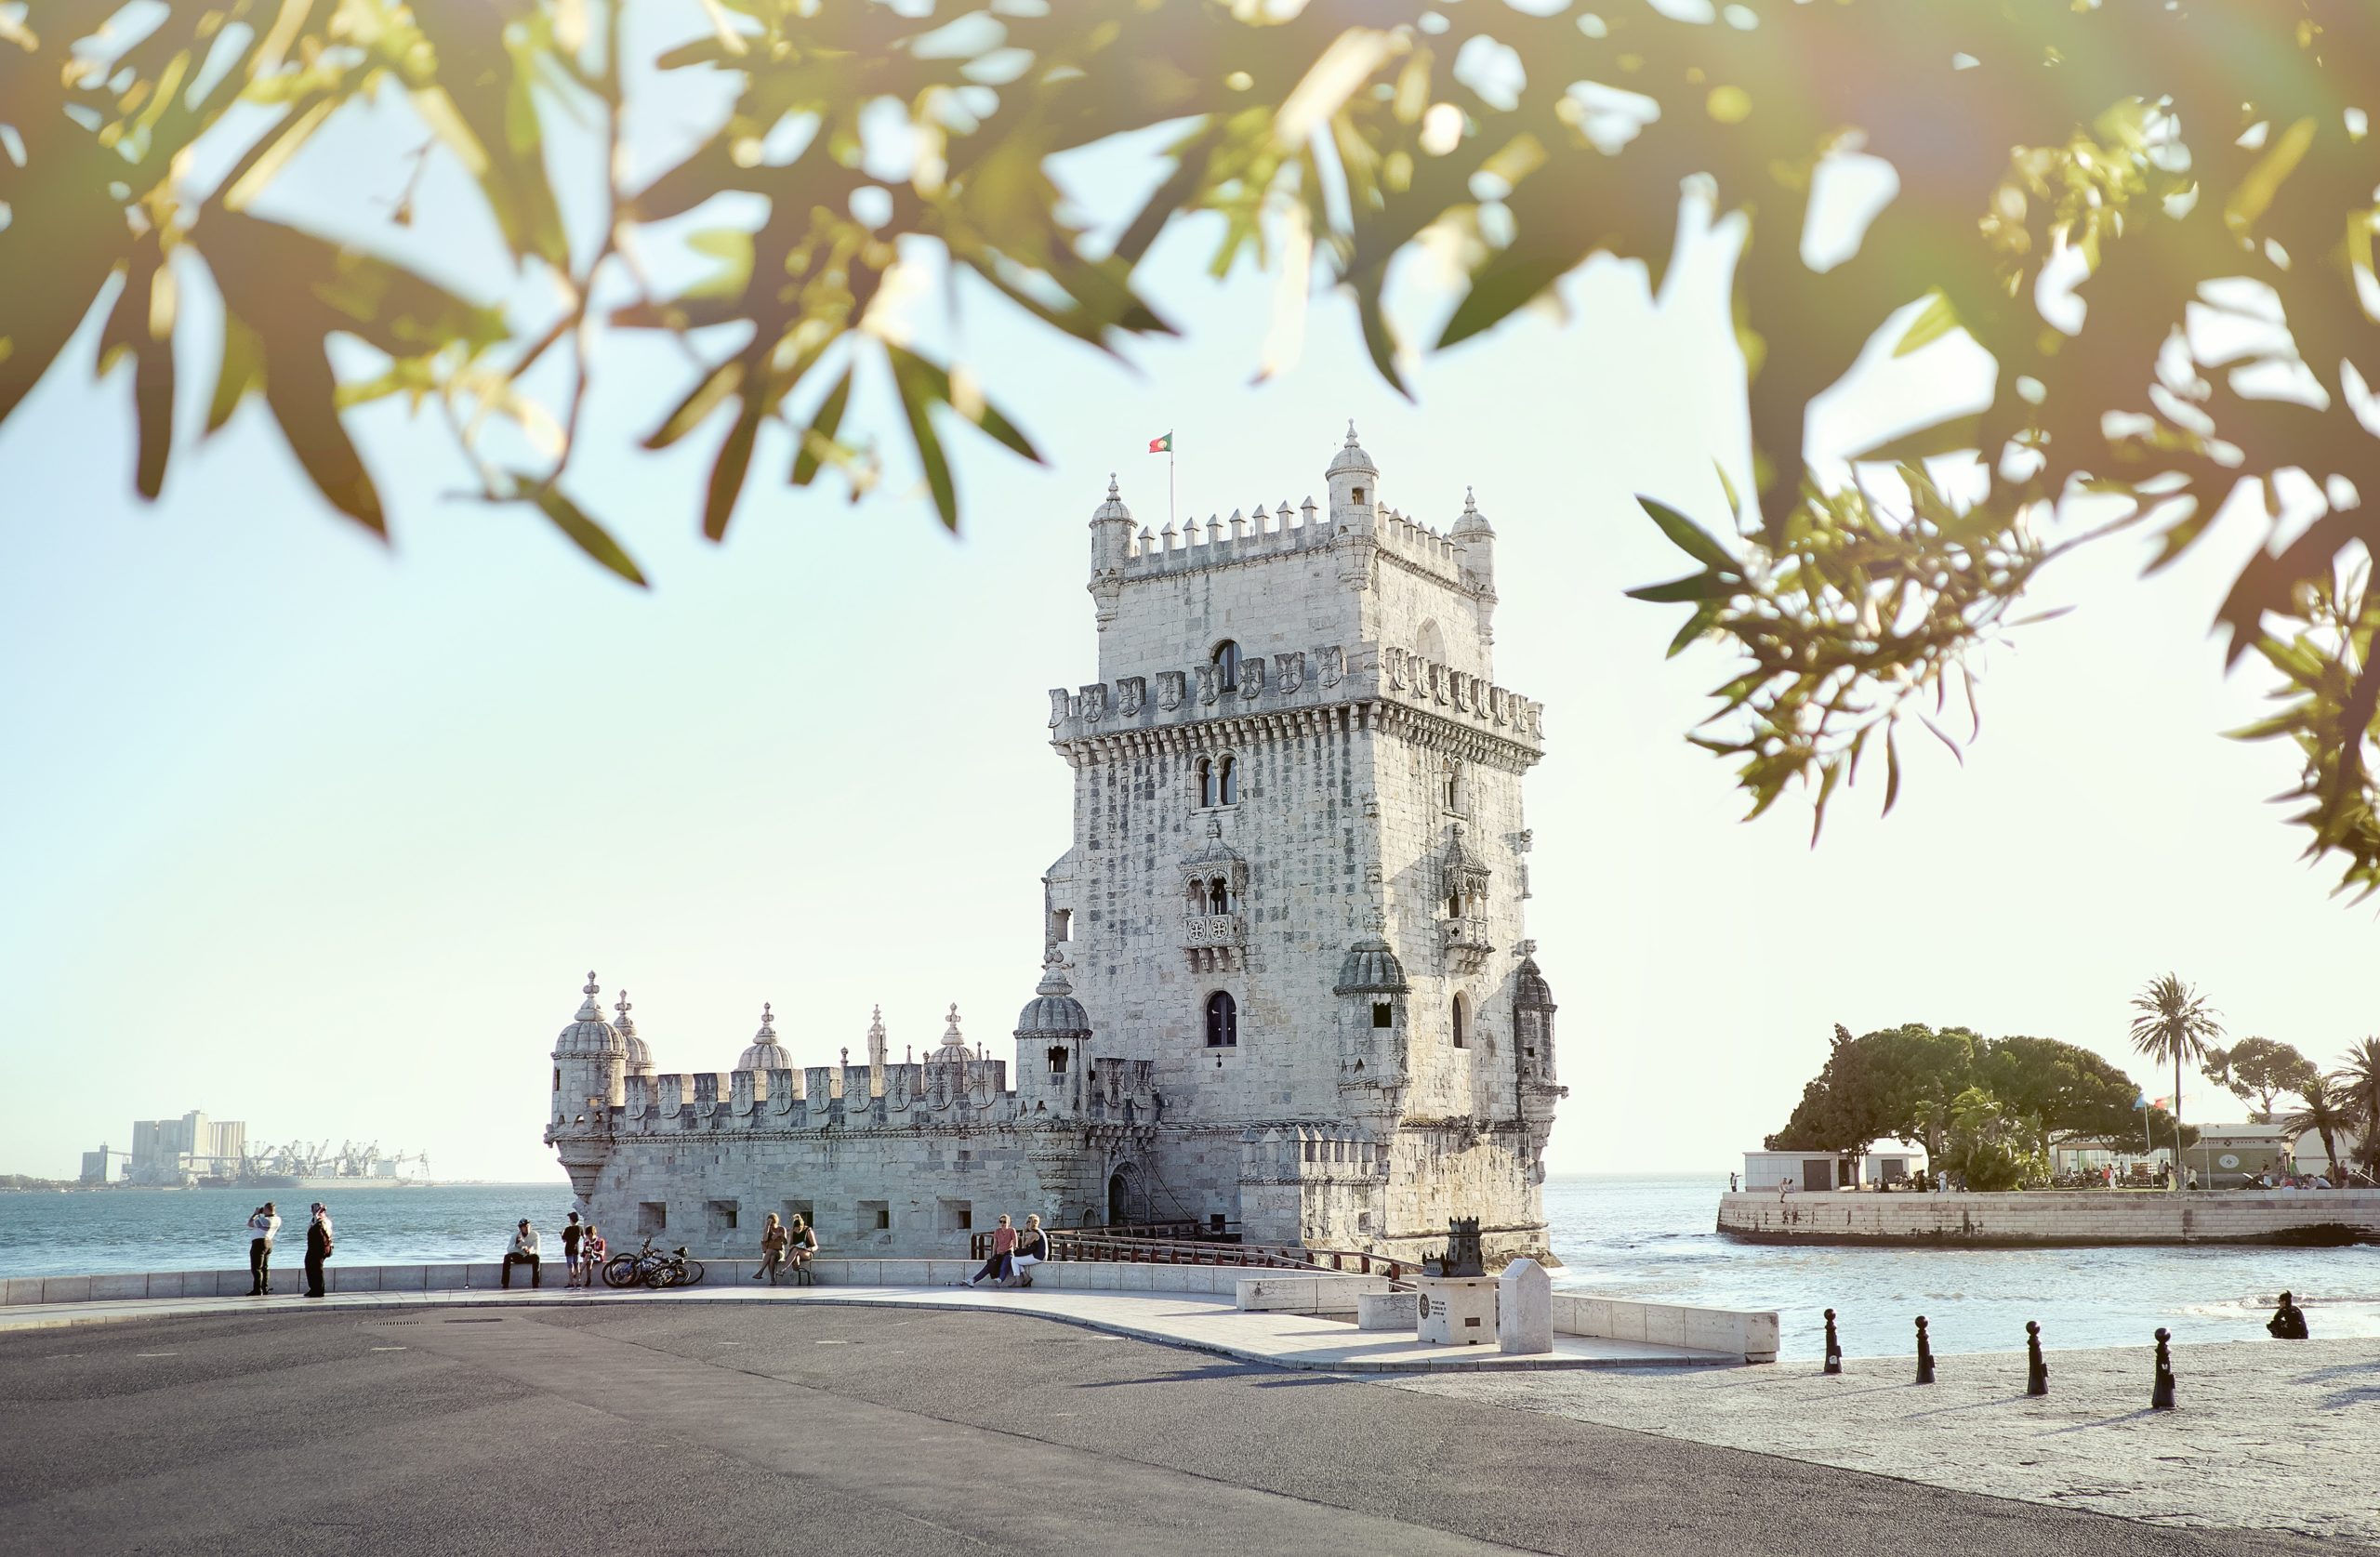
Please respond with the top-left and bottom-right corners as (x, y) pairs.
(547, 427), (1568, 1262)
(1740, 1144), (1924, 1192)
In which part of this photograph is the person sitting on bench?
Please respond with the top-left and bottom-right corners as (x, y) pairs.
(1009, 1215), (1049, 1287)
(962, 1215), (1016, 1287)
(786, 1214), (817, 1279)
(502, 1219), (542, 1288)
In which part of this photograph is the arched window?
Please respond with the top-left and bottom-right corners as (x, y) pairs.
(1219, 754), (1239, 805)
(1443, 759), (1461, 813)
(1211, 640), (1241, 691)
(1197, 757), (1216, 808)
(1208, 877), (1229, 914)
(1416, 619), (1446, 663)
(1205, 991), (1238, 1049)
(1451, 993), (1470, 1049)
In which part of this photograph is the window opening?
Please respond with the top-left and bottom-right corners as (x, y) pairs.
(1219, 755), (1238, 804)
(1047, 1045), (1068, 1075)
(1197, 757), (1216, 808)
(1211, 640), (1240, 691)
(1205, 991), (1238, 1049)
(1372, 1001), (1393, 1029)
(1051, 908), (1071, 943)
(1451, 994), (1470, 1049)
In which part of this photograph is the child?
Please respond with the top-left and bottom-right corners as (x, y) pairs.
(576, 1225), (607, 1288)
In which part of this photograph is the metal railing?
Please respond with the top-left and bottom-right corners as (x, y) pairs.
(969, 1226), (1418, 1286)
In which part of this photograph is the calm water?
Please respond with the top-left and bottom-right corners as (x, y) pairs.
(6, 1175), (2375, 1358)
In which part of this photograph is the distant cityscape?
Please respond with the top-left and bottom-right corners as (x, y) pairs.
(81, 1110), (430, 1189)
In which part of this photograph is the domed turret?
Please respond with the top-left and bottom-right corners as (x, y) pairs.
(554, 971), (625, 1058)
(934, 1003), (970, 1060)
(1451, 484), (1497, 594)
(1514, 953), (1557, 1085)
(1326, 420), (1379, 527)
(1450, 485), (1494, 540)
(1014, 949), (1092, 1039)
(614, 990), (653, 1075)
(736, 1003), (790, 1071)
(1334, 930), (1410, 995)
(1515, 957), (1555, 1011)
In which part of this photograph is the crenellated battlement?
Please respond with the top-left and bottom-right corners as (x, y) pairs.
(1122, 495), (1333, 576)
(1237, 1126), (1392, 1185)
(621, 1057), (1016, 1136)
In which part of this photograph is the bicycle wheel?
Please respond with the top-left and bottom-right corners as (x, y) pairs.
(601, 1254), (640, 1288)
(643, 1260), (679, 1288)
(679, 1258), (705, 1287)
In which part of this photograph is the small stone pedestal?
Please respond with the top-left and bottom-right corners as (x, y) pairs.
(1497, 1257), (1553, 1354)
(1415, 1275), (1498, 1346)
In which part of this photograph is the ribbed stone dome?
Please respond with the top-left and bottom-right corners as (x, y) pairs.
(553, 972), (626, 1058)
(1451, 486), (1494, 539)
(1326, 420), (1377, 477)
(1334, 935), (1409, 996)
(1515, 956), (1556, 1010)
(736, 1003), (790, 1071)
(613, 991), (653, 1072)
(1091, 472), (1131, 524)
(1014, 953), (1091, 1038)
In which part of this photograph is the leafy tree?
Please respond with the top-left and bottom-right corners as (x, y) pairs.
(2129, 973), (2223, 1185)
(2333, 1037), (2380, 1182)
(1939, 1086), (2048, 1193)
(2282, 1075), (2354, 1185)
(7, 3), (2379, 891)
(1976, 1034), (2193, 1151)
(1765, 1023), (1979, 1163)
(2201, 1036), (2320, 1121)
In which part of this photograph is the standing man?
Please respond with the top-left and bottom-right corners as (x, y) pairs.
(246, 1202), (281, 1296)
(304, 1203), (335, 1298)
(502, 1219), (542, 1288)
(561, 1212), (585, 1287)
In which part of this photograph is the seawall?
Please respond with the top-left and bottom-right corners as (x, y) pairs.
(1716, 1189), (2380, 1247)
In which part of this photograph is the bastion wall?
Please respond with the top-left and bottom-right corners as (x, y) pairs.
(1716, 1190), (2380, 1246)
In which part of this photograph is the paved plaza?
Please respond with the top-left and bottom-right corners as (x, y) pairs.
(0, 1301), (2349, 1556)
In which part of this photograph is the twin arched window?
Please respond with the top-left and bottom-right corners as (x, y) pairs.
(1197, 754), (1239, 807)
(1205, 991), (1238, 1049)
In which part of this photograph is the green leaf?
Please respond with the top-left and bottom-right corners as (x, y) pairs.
(704, 401), (762, 542)
(890, 348), (958, 531)
(1626, 573), (1728, 604)
(1848, 416), (1986, 465)
(646, 361), (745, 451)
(1637, 495), (1738, 571)
(1892, 290), (1961, 357)
(791, 365), (853, 488)
(1665, 602), (1719, 658)
(205, 312), (264, 437)
(518, 477), (647, 587)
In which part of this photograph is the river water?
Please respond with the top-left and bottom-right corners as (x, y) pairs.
(5, 1174), (2374, 1359)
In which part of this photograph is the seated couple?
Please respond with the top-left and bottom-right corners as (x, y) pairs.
(961, 1214), (1048, 1288)
(755, 1212), (818, 1284)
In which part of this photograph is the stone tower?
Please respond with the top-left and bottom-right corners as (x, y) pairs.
(1043, 425), (1565, 1260)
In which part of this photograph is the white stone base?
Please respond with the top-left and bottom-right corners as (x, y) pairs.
(1415, 1274), (1498, 1345)
(1357, 1290), (1420, 1331)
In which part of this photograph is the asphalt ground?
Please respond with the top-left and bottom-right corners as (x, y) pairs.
(0, 1303), (2343, 1557)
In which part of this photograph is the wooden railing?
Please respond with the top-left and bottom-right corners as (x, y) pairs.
(969, 1226), (1418, 1286)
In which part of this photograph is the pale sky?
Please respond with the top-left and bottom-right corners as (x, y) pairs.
(3, 18), (2369, 1182)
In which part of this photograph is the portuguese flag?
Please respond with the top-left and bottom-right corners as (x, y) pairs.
(1148, 432), (1172, 453)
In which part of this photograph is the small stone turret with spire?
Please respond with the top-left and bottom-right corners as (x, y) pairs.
(1326, 420), (1379, 529)
(1088, 473), (1131, 627)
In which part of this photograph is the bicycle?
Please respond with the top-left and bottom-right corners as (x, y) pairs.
(602, 1239), (701, 1289)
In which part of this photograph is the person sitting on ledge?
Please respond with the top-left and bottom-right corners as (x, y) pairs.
(1009, 1215), (1048, 1288)
(502, 1219), (542, 1288)
(786, 1214), (817, 1277)
(575, 1224), (606, 1288)
(756, 1212), (788, 1284)
(2268, 1291), (2310, 1340)
(963, 1214), (1017, 1287)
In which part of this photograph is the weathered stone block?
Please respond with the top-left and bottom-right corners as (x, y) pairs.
(1497, 1257), (1552, 1354)
(1357, 1290), (1419, 1331)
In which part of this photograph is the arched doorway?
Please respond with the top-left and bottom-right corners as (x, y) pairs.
(1107, 1165), (1135, 1226)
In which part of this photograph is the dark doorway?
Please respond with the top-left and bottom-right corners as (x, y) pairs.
(1107, 1168), (1131, 1225)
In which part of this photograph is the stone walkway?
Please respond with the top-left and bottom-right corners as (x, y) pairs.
(1386, 1335), (2380, 1546)
(0, 1280), (1734, 1372)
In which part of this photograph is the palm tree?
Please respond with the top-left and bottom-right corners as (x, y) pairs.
(2130, 974), (2224, 1190)
(2332, 1037), (2380, 1186)
(2283, 1075), (2354, 1186)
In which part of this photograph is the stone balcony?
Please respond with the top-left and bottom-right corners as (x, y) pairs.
(1185, 912), (1245, 972)
(1440, 916), (1493, 975)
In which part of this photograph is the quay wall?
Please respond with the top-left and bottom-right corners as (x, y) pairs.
(1717, 1190), (2380, 1247)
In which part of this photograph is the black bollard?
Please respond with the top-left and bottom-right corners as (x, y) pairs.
(2025, 1321), (2048, 1396)
(1823, 1308), (1843, 1375)
(2151, 1326), (2176, 1410)
(1914, 1315), (1935, 1384)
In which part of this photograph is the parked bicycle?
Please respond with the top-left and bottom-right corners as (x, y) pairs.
(602, 1239), (706, 1289)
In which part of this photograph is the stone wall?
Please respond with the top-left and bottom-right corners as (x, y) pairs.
(1717, 1190), (2380, 1246)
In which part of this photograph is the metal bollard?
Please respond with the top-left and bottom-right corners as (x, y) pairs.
(1823, 1308), (1843, 1375)
(2025, 1321), (2048, 1396)
(1914, 1315), (1935, 1384)
(2151, 1327), (2176, 1410)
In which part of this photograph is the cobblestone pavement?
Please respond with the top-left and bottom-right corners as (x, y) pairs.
(1384, 1335), (2380, 1545)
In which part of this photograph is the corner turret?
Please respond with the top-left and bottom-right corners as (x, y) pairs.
(1451, 486), (1496, 593)
(1013, 947), (1092, 1115)
(1088, 473), (1131, 628)
(1326, 420), (1379, 529)
(547, 970), (625, 1207)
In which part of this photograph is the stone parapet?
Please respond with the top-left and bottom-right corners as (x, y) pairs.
(1716, 1190), (2380, 1247)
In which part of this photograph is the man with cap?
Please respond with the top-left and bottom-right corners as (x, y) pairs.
(502, 1219), (543, 1288)
(303, 1202), (335, 1298)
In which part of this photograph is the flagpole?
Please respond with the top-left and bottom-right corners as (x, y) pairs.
(1169, 438), (1176, 534)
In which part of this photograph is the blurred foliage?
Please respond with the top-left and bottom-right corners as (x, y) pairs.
(1765, 1021), (2190, 1164)
(2335, 1036), (2380, 1179)
(3, 1), (2377, 889)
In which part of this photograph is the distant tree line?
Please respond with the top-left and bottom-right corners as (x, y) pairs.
(1769, 975), (2380, 1189)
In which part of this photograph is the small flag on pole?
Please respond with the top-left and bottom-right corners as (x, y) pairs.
(1148, 431), (1172, 454)
(2133, 1093), (2149, 1111)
